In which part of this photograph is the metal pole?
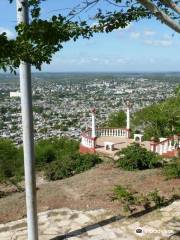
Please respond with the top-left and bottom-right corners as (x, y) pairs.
(16, 1), (38, 240)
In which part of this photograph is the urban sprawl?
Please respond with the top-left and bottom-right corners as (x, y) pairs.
(0, 73), (179, 145)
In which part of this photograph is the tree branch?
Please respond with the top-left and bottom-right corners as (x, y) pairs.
(159, 0), (180, 15)
(138, 0), (180, 33)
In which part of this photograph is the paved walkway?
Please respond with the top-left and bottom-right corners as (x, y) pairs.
(0, 201), (179, 240)
(95, 137), (151, 158)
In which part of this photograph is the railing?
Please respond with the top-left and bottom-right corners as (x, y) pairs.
(150, 134), (180, 155)
(81, 134), (96, 149)
(80, 128), (130, 149)
(96, 128), (130, 138)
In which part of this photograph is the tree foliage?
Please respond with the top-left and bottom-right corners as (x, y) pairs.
(116, 143), (162, 170)
(45, 153), (102, 181)
(0, 13), (94, 72)
(35, 137), (102, 180)
(35, 137), (79, 169)
(0, 138), (23, 182)
(0, 137), (102, 182)
(0, 0), (179, 72)
(103, 111), (126, 128)
(133, 94), (180, 139)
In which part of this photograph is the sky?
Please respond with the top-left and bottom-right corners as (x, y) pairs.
(0, 0), (180, 72)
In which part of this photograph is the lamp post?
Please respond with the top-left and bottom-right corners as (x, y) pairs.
(16, 1), (38, 239)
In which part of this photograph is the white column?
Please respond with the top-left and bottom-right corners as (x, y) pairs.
(164, 142), (168, 153)
(168, 140), (172, 151)
(126, 107), (130, 129)
(160, 144), (163, 155)
(91, 109), (96, 138)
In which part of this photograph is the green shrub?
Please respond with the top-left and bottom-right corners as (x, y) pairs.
(113, 185), (167, 214)
(113, 185), (138, 213)
(45, 153), (101, 181)
(45, 156), (74, 180)
(113, 185), (136, 204)
(163, 159), (180, 179)
(0, 138), (23, 182)
(35, 141), (56, 168)
(35, 137), (79, 170)
(73, 154), (102, 173)
(0, 137), (101, 183)
(116, 143), (162, 171)
(148, 189), (166, 207)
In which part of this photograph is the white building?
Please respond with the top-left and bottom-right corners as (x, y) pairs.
(10, 91), (21, 98)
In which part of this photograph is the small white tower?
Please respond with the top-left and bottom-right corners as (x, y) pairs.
(91, 108), (96, 138)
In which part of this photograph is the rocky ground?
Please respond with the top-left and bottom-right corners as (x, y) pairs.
(0, 200), (179, 240)
(0, 162), (179, 239)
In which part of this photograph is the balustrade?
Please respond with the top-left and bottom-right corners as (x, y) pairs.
(151, 135), (180, 155)
(96, 128), (129, 138)
(81, 135), (95, 148)
(81, 128), (130, 150)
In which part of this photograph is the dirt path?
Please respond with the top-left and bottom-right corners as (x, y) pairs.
(0, 162), (179, 223)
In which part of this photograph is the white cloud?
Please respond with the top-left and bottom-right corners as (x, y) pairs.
(130, 32), (141, 39)
(116, 58), (128, 64)
(163, 33), (174, 40)
(55, 56), (130, 66)
(144, 30), (156, 36)
(0, 27), (14, 39)
(144, 39), (172, 47)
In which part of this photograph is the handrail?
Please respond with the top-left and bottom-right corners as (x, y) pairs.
(81, 127), (130, 139)
(150, 133), (180, 155)
(153, 134), (180, 146)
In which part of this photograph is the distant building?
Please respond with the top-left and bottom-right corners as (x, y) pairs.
(10, 91), (21, 98)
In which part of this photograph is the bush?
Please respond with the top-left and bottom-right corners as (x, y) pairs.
(73, 154), (102, 173)
(163, 159), (180, 179)
(113, 185), (166, 214)
(35, 137), (79, 170)
(113, 185), (138, 213)
(148, 189), (166, 207)
(35, 141), (56, 168)
(0, 138), (23, 182)
(45, 156), (74, 180)
(0, 137), (101, 183)
(113, 185), (136, 204)
(116, 143), (162, 170)
(45, 153), (102, 181)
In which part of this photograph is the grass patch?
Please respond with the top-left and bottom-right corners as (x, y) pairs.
(162, 158), (180, 180)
